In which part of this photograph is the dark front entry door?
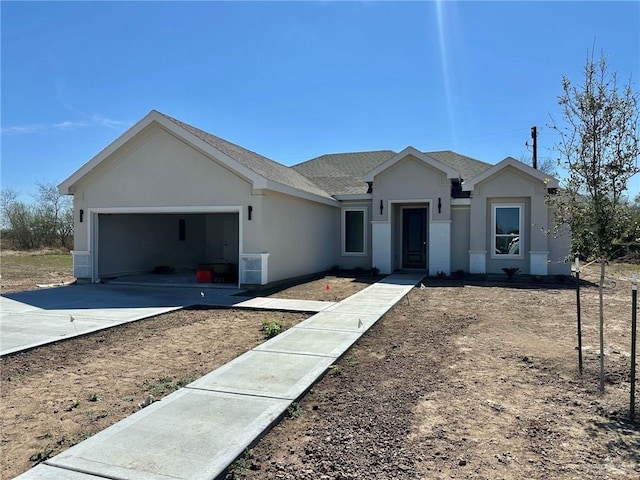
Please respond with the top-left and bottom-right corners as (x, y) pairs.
(402, 208), (427, 269)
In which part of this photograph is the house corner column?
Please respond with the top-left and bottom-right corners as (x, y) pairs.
(239, 253), (269, 285)
(529, 251), (549, 275)
(469, 251), (487, 273)
(429, 220), (451, 275)
(371, 221), (391, 274)
(72, 250), (92, 280)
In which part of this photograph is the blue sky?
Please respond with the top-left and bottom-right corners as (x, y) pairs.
(2, 1), (639, 201)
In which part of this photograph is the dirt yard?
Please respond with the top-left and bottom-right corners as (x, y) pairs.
(1, 253), (639, 479)
(0, 253), (377, 478)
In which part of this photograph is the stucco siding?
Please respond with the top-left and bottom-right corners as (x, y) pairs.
(547, 207), (572, 275)
(261, 191), (338, 284)
(468, 164), (558, 275)
(371, 156), (451, 223)
(451, 206), (470, 272)
(72, 125), (258, 253)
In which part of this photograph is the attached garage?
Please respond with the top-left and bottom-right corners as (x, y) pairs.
(59, 110), (339, 287)
(94, 211), (239, 282)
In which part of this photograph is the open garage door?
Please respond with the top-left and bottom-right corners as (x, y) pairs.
(94, 212), (239, 285)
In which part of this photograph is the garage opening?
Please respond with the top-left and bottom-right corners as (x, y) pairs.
(95, 212), (239, 286)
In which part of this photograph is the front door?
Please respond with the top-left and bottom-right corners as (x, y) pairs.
(402, 208), (427, 269)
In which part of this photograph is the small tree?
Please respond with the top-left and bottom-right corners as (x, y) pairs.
(549, 51), (640, 393)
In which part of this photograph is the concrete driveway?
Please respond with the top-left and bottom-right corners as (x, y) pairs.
(0, 283), (247, 356)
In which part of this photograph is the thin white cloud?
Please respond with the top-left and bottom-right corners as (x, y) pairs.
(1, 116), (127, 136)
(52, 121), (90, 129)
(90, 114), (128, 130)
(0, 125), (45, 135)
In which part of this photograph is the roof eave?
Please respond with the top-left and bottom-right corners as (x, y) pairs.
(265, 180), (340, 207)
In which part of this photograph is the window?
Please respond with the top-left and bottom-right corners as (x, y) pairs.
(178, 218), (186, 241)
(343, 208), (366, 255)
(493, 205), (522, 257)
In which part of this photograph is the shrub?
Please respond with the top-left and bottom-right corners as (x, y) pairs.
(261, 319), (285, 339)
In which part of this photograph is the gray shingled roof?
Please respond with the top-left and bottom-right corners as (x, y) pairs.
(157, 111), (333, 200)
(292, 149), (493, 196)
(292, 151), (397, 195)
(427, 150), (492, 181)
(156, 111), (493, 198)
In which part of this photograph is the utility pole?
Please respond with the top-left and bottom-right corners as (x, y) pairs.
(531, 126), (538, 169)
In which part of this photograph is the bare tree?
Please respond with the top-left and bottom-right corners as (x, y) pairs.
(549, 51), (640, 392)
(518, 155), (558, 176)
(33, 182), (73, 248)
(1, 183), (73, 250)
(1, 188), (37, 249)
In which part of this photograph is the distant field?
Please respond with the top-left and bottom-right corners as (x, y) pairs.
(1, 252), (73, 293)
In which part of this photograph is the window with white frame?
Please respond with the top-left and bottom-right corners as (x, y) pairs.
(492, 204), (523, 257)
(342, 208), (366, 255)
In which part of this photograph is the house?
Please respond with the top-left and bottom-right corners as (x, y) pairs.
(58, 110), (570, 287)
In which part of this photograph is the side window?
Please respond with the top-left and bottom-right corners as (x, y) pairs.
(343, 209), (365, 255)
(493, 205), (522, 256)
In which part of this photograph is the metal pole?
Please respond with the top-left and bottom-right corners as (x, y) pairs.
(531, 126), (538, 170)
(631, 274), (637, 420)
(576, 256), (583, 374)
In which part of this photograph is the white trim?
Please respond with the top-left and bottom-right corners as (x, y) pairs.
(364, 146), (459, 182)
(491, 203), (524, 259)
(462, 156), (559, 191)
(451, 198), (471, 206)
(333, 193), (372, 201)
(341, 207), (367, 256)
(371, 221), (391, 274)
(87, 205), (243, 287)
(530, 251), (550, 276)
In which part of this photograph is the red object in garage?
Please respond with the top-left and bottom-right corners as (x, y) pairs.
(196, 269), (212, 283)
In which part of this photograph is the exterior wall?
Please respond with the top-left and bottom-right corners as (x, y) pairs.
(371, 156), (451, 223)
(547, 206), (572, 275)
(70, 124), (263, 280)
(370, 156), (451, 274)
(260, 190), (338, 285)
(467, 165), (568, 275)
(485, 197), (530, 274)
(451, 206), (470, 273)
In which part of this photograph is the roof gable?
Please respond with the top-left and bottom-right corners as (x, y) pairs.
(59, 110), (336, 206)
(462, 156), (559, 191)
(363, 147), (460, 182)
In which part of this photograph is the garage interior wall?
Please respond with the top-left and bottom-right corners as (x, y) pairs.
(97, 213), (238, 277)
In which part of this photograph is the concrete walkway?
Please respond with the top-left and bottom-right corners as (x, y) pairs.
(1, 287), (337, 357)
(14, 273), (423, 480)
